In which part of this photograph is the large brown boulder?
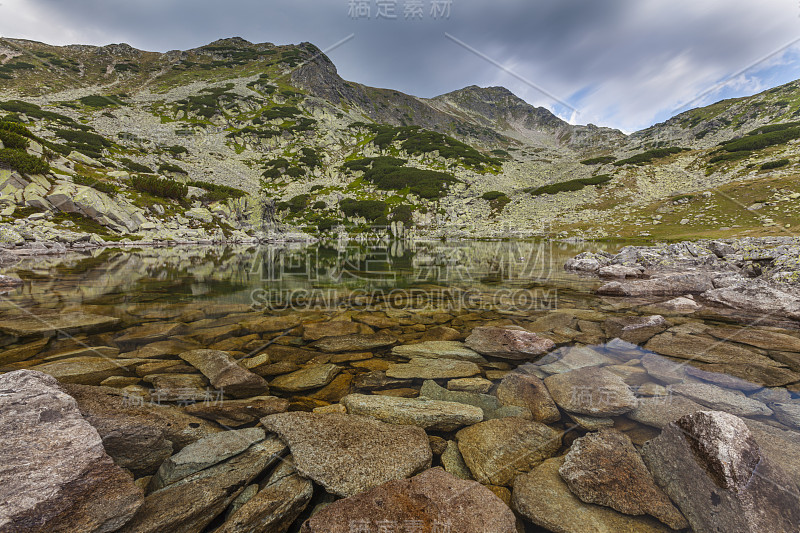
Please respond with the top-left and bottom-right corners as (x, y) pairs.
(300, 468), (517, 533)
(0, 370), (143, 533)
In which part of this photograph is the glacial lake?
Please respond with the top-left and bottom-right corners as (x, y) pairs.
(0, 239), (798, 532)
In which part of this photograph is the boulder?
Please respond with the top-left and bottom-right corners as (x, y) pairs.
(641, 411), (800, 533)
(312, 332), (396, 353)
(300, 468), (517, 533)
(0, 311), (119, 337)
(598, 264), (645, 278)
(456, 417), (561, 486)
(29, 356), (146, 385)
(495, 372), (560, 423)
(385, 357), (480, 380)
(512, 457), (673, 533)
(465, 326), (555, 360)
(447, 377), (493, 393)
(179, 349), (269, 398)
(418, 379), (522, 419)
(644, 332), (781, 367)
(559, 429), (687, 530)
(391, 341), (486, 363)
(537, 345), (615, 374)
(184, 395), (288, 426)
(544, 367), (638, 416)
(441, 440), (473, 480)
(269, 363), (341, 392)
(341, 393), (483, 431)
(603, 315), (667, 344)
(261, 412), (431, 497)
(670, 382), (773, 417)
(597, 272), (715, 297)
(0, 371), (143, 533)
(702, 281), (800, 320)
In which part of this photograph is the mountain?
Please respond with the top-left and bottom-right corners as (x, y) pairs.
(1, 36), (800, 242)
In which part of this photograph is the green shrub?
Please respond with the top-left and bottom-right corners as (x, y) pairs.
(0, 148), (49, 175)
(343, 157), (457, 199)
(0, 100), (75, 124)
(761, 159), (790, 170)
(130, 175), (187, 199)
(261, 106), (301, 121)
(709, 151), (751, 164)
(722, 127), (800, 152)
(73, 174), (118, 195)
(158, 162), (187, 174)
(481, 191), (507, 201)
(340, 199), (388, 221)
(614, 147), (686, 166)
(0, 120), (35, 138)
(529, 174), (613, 196)
(79, 95), (123, 107)
(187, 180), (247, 202)
(580, 156), (617, 165)
(278, 194), (310, 213)
(391, 205), (414, 224)
(55, 128), (112, 156)
(0, 129), (30, 150)
(164, 145), (188, 155)
(120, 158), (152, 174)
(317, 218), (339, 232)
(312, 200), (327, 210)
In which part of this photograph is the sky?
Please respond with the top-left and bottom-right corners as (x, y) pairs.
(2, 0), (800, 132)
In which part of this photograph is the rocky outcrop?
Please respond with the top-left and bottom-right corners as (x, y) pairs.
(300, 467), (518, 533)
(261, 412), (432, 497)
(0, 370), (143, 533)
(642, 410), (800, 533)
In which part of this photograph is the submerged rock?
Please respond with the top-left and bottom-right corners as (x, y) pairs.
(559, 429), (687, 529)
(0, 370), (143, 533)
(261, 412), (431, 497)
(642, 410), (800, 533)
(341, 393), (483, 431)
(392, 340), (486, 363)
(179, 349), (269, 398)
(300, 468), (517, 533)
(456, 417), (561, 486)
(385, 357), (480, 379)
(544, 366), (638, 416)
(0, 311), (119, 337)
(495, 372), (561, 423)
(465, 326), (555, 360)
(269, 363), (341, 392)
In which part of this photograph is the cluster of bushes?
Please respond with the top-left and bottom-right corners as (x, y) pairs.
(0, 100), (76, 125)
(348, 123), (501, 171)
(0, 129), (30, 150)
(720, 124), (800, 153)
(708, 151), (751, 164)
(175, 84), (236, 119)
(298, 147), (321, 169)
(481, 191), (506, 201)
(261, 106), (301, 121)
(277, 194), (310, 213)
(580, 156), (617, 165)
(120, 158), (152, 174)
(279, 49), (305, 67)
(73, 174), (118, 195)
(528, 174), (613, 196)
(79, 95), (124, 107)
(0, 148), (49, 175)
(188, 180), (247, 202)
(129, 174), (187, 200)
(340, 198), (388, 222)
(113, 63), (139, 73)
(247, 74), (277, 94)
(0, 61), (36, 78)
(164, 145), (188, 156)
(342, 156), (457, 199)
(55, 128), (113, 159)
(283, 117), (316, 133)
(761, 159), (790, 170)
(614, 147), (686, 166)
(158, 162), (187, 174)
(228, 126), (281, 140)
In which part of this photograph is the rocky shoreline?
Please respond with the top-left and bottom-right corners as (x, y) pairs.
(566, 236), (800, 323)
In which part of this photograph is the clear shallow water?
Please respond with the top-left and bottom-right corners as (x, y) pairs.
(0, 240), (798, 532)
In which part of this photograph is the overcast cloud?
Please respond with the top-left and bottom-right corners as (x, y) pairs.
(2, 0), (800, 131)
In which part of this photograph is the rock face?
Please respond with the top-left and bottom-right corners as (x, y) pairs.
(341, 393), (483, 431)
(0, 370), (143, 533)
(456, 417), (561, 486)
(512, 457), (673, 533)
(118, 436), (286, 533)
(465, 326), (555, 360)
(544, 367), (638, 416)
(261, 412), (432, 497)
(495, 372), (561, 423)
(641, 410), (800, 533)
(179, 349), (269, 398)
(300, 468), (518, 533)
(558, 429), (687, 530)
